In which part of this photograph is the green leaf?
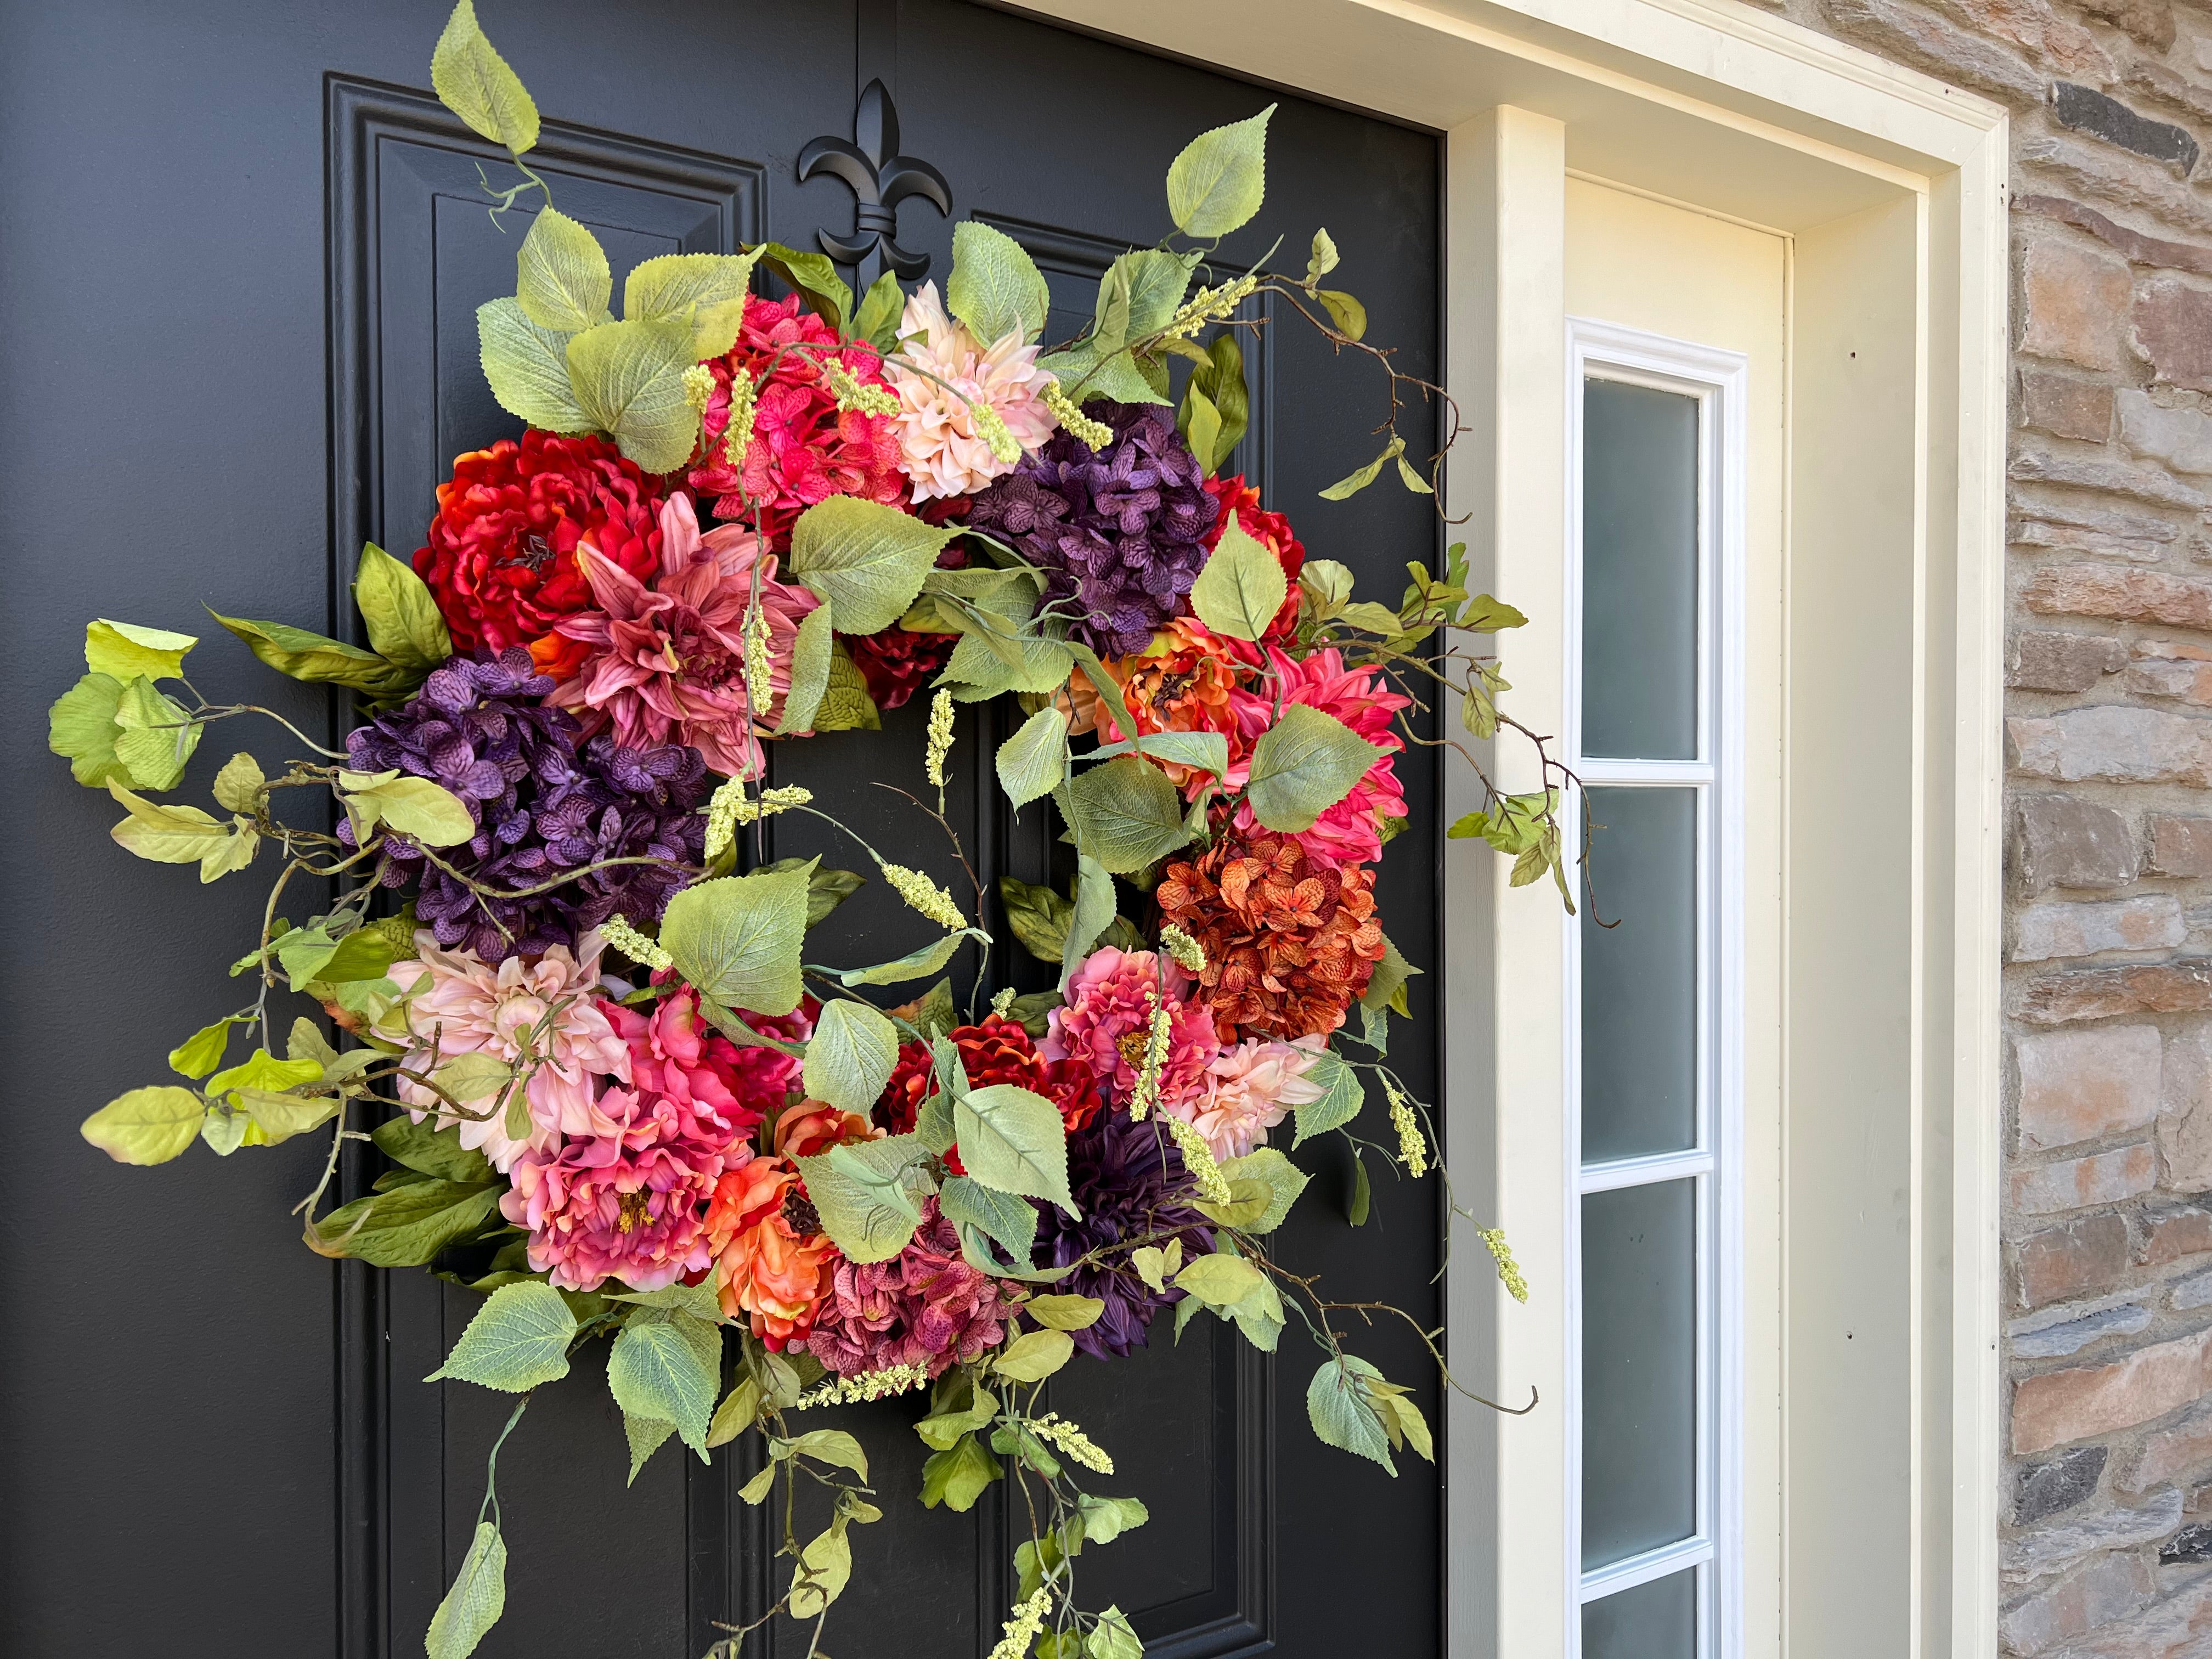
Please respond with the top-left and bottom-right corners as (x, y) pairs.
(1022, 1294), (1105, 1330)
(428, 1281), (577, 1391)
(794, 1135), (930, 1263)
(81, 1085), (205, 1165)
(1321, 435), (1401, 500)
(515, 207), (611, 333)
(608, 1317), (719, 1455)
(430, 0), (538, 154)
(1061, 854), (1114, 995)
(209, 611), (407, 693)
(787, 1525), (853, 1621)
(1362, 935), (1421, 1019)
(236, 1087), (341, 1143)
(1166, 104), (1274, 236)
(992, 1328), (1074, 1382)
(1213, 1147), (1309, 1233)
(624, 1412), (676, 1483)
(736, 1462), (776, 1504)
(425, 1519), (507, 1659)
(194, 821), (259, 884)
(1181, 383), (1223, 476)
(1306, 1354), (1396, 1474)
(106, 783), (228, 864)
(111, 677), (201, 790)
(939, 1173), (1039, 1262)
(1396, 452), (1433, 494)
(1293, 1048), (1364, 1144)
(707, 1374), (763, 1449)
(622, 249), (763, 357)
(789, 496), (960, 635)
(211, 752), (265, 813)
(308, 1178), (501, 1267)
(1088, 1607), (1144, 1659)
(430, 1053), (516, 1108)
(1316, 289), (1368, 341)
(996, 705), (1069, 808)
(776, 600), (836, 735)
(1075, 1498), (1149, 1548)
(476, 297), (590, 433)
(759, 857), (867, 929)
(85, 619), (196, 682)
(755, 242), (853, 332)
(920, 1432), (1003, 1511)
(338, 772), (476, 847)
(1062, 757), (1190, 874)
(1306, 228), (1341, 286)
(1173, 1251), (1266, 1310)
(1189, 518), (1288, 642)
(955, 1084), (1075, 1214)
(565, 316), (699, 475)
(853, 269), (905, 353)
(168, 1019), (238, 1080)
(776, 1427), (870, 1480)
(1083, 731), (1230, 777)
(660, 864), (811, 1015)
(374, 1114), (495, 1184)
(1112, 247), (1202, 340)
(833, 927), (987, 989)
(946, 221), (1050, 347)
(1347, 1148), (1372, 1225)
(48, 673), (129, 787)
(354, 543), (453, 673)
(1243, 705), (1386, 833)
(1335, 601), (1406, 635)
(945, 628), (1076, 697)
(998, 875), (1074, 966)
(803, 998), (900, 1113)
(812, 644), (882, 731)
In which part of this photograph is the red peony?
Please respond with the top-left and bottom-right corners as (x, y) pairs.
(1202, 474), (1305, 639)
(874, 1014), (1104, 1160)
(414, 431), (665, 655)
(846, 627), (959, 711)
(689, 293), (907, 548)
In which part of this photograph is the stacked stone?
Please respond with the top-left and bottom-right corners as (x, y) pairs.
(1762, 0), (2212, 1650)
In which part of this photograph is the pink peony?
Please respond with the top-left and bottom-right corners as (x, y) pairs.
(1041, 947), (1220, 1108)
(882, 281), (1058, 503)
(1167, 1035), (1329, 1161)
(499, 1079), (747, 1293)
(387, 929), (630, 1172)
(545, 493), (820, 778)
(1225, 646), (1410, 868)
(601, 985), (806, 1143)
(806, 1199), (1009, 1377)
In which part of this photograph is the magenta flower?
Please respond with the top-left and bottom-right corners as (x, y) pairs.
(545, 493), (820, 779)
(1224, 646), (1409, 869)
(1040, 946), (1220, 1108)
(805, 1200), (1009, 1377)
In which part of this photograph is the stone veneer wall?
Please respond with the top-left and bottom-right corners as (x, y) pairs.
(1750, 0), (2212, 1650)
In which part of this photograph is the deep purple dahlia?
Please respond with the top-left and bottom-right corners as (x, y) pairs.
(1031, 1111), (1216, 1361)
(966, 401), (1220, 657)
(342, 648), (709, 961)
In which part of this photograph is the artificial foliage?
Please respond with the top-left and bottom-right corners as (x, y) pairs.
(51, 7), (1571, 1656)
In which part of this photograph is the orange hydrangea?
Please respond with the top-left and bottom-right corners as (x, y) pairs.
(706, 1155), (838, 1349)
(1155, 830), (1387, 1041)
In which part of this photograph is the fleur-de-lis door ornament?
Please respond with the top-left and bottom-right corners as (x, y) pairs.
(797, 79), (952, 289)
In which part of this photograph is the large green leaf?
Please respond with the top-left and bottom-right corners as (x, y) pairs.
(81, 1085), (205, 1166)
(945, 628), (1075, 697)
(802, 998), (900, 1113)
(775, 600), (835, 735)
(812, 645), (882, 732)
(515, 207), (611, 332)
(1111, 247), (1201, 340)
(607, 1317), (720, 1455)
(106, 784), (228, 864)
(1166, 105), (1274, 237)
(998, 875), (1076, 967)
(1084, 731), (1231, 777)
(795, 1136), (930, 1264)
(1242, 704), (1387, 833)
(955, 1084), (1075, 1214)
(209, 611), (408, 693)
(623, 249), (761, 358)
(430, 0), (538, 155)
(425, 1519), (507, 1659)
(1306, 1353), (1396, 1474)
(373, 1114), (495, 1184)
(1210, 1147), (1310, 1233)
(1060, 854), (1114, 994)
(476, 298), (589, 433)
(48, 673), (129, 787)
(660, 865), (811, 1016)
(995, 706), (1068, 807)
(340, 772), (476, 847)
(428, 1281), (578, 1391)
(1062, 757), (1190, 873)
(788, 1524), (854, 1620)
(946, 221), (1051, 346)
(1189, 518), (1286, 642)
(788, 496), (958, 634)
(85, 619), (196, 682)
(755, 242), (853, 332)
(566, 315), (699, 474)
(920, 1432), (1004, 1511)
(853, 270), (905, 352)
(310, 1178), (502, 1267)
(354, 543), (453, 673)
(110, 678), (202, 790)
(992, 1328), (1073, 1383)
(938, 1174), (1039, 1262)
(1291, 1048), (1365, 1144)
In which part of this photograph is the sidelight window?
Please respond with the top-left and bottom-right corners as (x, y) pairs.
(1565, 321), (1745, 1659)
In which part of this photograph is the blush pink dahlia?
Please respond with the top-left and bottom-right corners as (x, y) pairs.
(1226, 646), (1410, 868)
(882, 281), (1057, 503)
(1041, 946), (1220, 1108)
(499, 1079), (747, 1293)
(545, 493), (821, 778)
(387, 929), (629, 1172)
(1166, 1035), (1329, 1161)
(806, 1199), (1009, 1377)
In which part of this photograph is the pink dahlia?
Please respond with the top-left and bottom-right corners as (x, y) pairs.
(1041, 946), (1220, 1108)
(601, 985), (806, 1146)
(1167, 1035), (1329, 1161)
(806, 1199), (1009, 1378)
(882, 281), (1057, 503)
(1225, 646), (1410, 868)
(387, 929), (629, 1173)
(689, 293), (907, 546)
(499, 1079), (746, 1293)
(545, 493), (821, 778)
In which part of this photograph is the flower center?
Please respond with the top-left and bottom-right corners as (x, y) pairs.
(1116, 1030), (1151, 1072)
(780, 1187), (821, 1238)
(616, 1189), (652, 1233)
(510, 532), (557, 573)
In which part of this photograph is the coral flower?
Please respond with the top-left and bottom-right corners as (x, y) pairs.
(387, 929), (630, 1172)
(601, 986), (802, 1146)
(883, 281), (1058, 502)
(1167, 1035), (1329, 1161)
(500, 1081), (744, 1293)
(774, 1103), (883, 1160)
(1201, 474), (1305, 640)
(706, 1155), (838, 1348)
(1225, 646), (1410, 868)
(545, 494), (821, 778)
(1041, 947), (1220, 1108)
(806, 1200), (1009, 1378)
(689, 293), (907, 546)
(414, 430), (664, 654)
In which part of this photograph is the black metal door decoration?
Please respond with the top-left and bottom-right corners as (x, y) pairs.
(11, 3), (1514, 1657)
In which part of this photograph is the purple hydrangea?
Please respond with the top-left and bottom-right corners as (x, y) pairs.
(342, 648), (709, 961)
(1031, 1112), (1216, 1360)
(967, 400), (1219, 657)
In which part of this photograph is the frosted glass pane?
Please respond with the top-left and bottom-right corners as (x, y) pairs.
(1582, 787), (1697, 1163)
(1582, 1180), (1697, 1570)
(1582, 377), (1698, 760)
(1583, 1568), (1697, 1659)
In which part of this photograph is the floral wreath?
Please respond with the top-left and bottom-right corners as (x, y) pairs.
(52, 7), (1567, 1657)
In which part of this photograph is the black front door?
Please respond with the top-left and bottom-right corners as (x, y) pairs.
(1, 4), (1443, 1655)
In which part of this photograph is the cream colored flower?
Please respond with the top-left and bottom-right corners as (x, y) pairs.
(883, 282), (1058, 501)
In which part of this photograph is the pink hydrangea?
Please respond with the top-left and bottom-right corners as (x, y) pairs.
(1225, 646), (1409, 868)
(806, 1200), (1009, 1377)
(601, 985), (806, 1143)
(387, 929), (629, 1172)
(544, 493), (820, 778)
(882, 281), (1058, 503)
(1165, 1035), (1329, 1161)
(1041, 946), (1220, 1108)
(500, 1081), (747, 1293)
